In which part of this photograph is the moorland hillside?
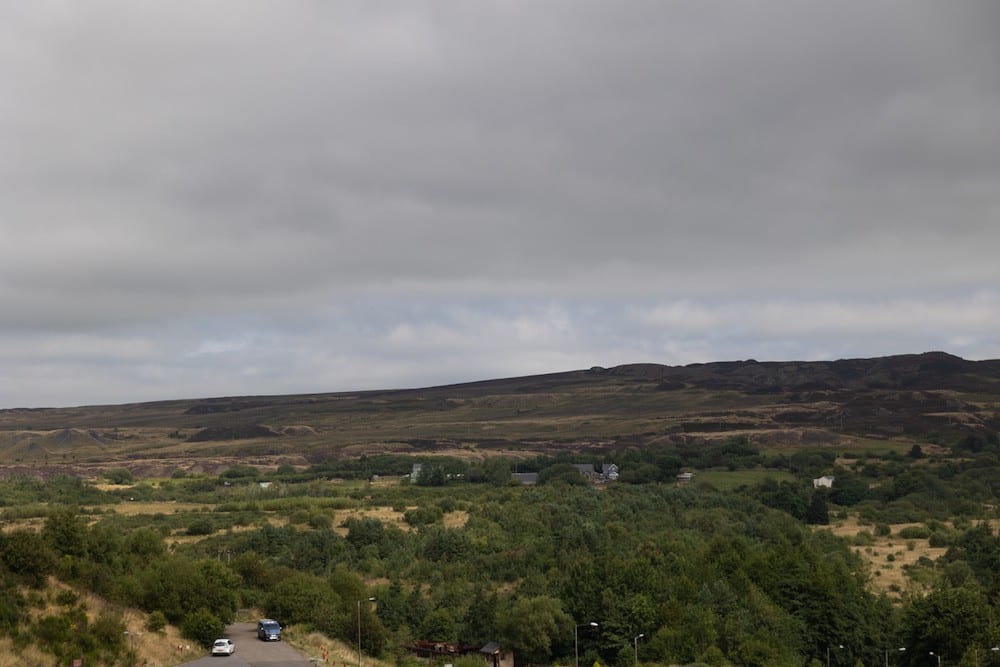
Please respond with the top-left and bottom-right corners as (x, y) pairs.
(0, 351), (997, 479)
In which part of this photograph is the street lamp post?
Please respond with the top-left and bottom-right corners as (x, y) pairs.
(827, 644), (843, 667)
(930, 651), (941, 667)
(123, 631), (142, 667)
(633, 633), (644, 667)
(884, 647), (905, 666)
(358, 597), (376, 667)
(575, 622), (598, 667)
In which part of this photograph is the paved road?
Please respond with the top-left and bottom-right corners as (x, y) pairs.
(178, 622), (315, 667)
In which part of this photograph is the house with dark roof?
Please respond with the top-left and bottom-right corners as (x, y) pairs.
(511, 472), (538, 485)
(480, 642), (513, 667)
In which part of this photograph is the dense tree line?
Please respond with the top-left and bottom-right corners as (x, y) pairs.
(3, 434), (1000, 665)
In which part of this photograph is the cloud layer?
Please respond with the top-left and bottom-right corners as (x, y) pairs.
(1, 2), (998, 407)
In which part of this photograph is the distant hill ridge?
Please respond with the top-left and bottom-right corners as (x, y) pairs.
(1, 351), (998, 415)
(0, 351), (997, 471)
(600, 351), (1000, 394)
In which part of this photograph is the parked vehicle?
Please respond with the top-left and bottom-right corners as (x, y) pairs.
(257, 619), (282, 641)
(211, 638), (236, 656)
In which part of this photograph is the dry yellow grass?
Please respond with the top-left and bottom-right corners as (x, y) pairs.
(327, 507), (469, 535)
(822, 516), (948, 599)
(443, 510), (469, 528)
(0, 580), (203, 667)
(0, 639), (50, 667)
(282, 627), (391, 667)
(331, 507), (411, 535)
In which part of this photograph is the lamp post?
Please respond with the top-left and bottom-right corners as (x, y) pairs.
(884, 647), (905, 666)
(929, 651), (941, 667)
(123, 631), (141, 667)
(633, 633), (644, 667)
(575, 621), (598, 667)
(827, 644), (843, 667)
(973, 646), (998, 667)
(357, 597), (375, 667)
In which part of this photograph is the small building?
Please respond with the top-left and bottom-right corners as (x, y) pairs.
(676, 472), (695, 484)
(813, 475), (835, 489)
(511, 472), (538, 485)
(408, 639), (512, 667)
(480, 642), (514, 667)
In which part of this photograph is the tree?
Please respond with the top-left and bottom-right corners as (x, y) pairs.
(181, 608), (224, 648)
(1, 529), (55, 587)
(266, 571), (337, 626)
(805, 492), (829, 525)
(416, 465), (447, 487)
(422, 608), (458, 642)
(902, 584), (991, 661)
(537, 463), (587, 486)
(104, 468), (133, 485)
(462, 588), (498, 645)
(496, 596), (573, 663)
(43, 507), (87, 558)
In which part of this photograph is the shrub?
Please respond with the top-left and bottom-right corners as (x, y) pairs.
(181, 608), (224, 648)
(928, 531), (955, 548)
(897, 526), (930, 539)
(404, 506), (443, 526)
(186, 518), (214, 536)
(307, 512), (332, 530)
(220, 465), (259, 479)
(146, 610), (168, 633)
(853, 531), (875, 546)
(104, 468), (134, 485)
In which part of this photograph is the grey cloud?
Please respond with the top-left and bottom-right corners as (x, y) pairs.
(1, 1), (998, 405)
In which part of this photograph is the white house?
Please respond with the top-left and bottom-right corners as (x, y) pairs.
(813, 475), (835, 489)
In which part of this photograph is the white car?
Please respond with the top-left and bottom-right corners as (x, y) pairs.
(211, 638), (235, 656)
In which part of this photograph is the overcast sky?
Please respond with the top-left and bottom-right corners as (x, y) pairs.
(2, 1), (999, 408)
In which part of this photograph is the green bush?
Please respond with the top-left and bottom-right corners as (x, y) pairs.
(853, 531), (875, 546)
(404, 506), (443, 526)
(307, 512), (332, 530)
(146, 610), (168, 633)
(186, 518), (215, 536)
(897, 526), (930, 539)
(104, 468), (134, 485)
(220, 465), (260, 479)
(181, 608), (224, 648)
(928, 531), (955, 548)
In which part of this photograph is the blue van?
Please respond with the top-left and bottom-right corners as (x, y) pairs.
(257, 619), (281, 641)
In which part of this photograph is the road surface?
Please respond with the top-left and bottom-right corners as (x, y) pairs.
(177, 622), (316, 667)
